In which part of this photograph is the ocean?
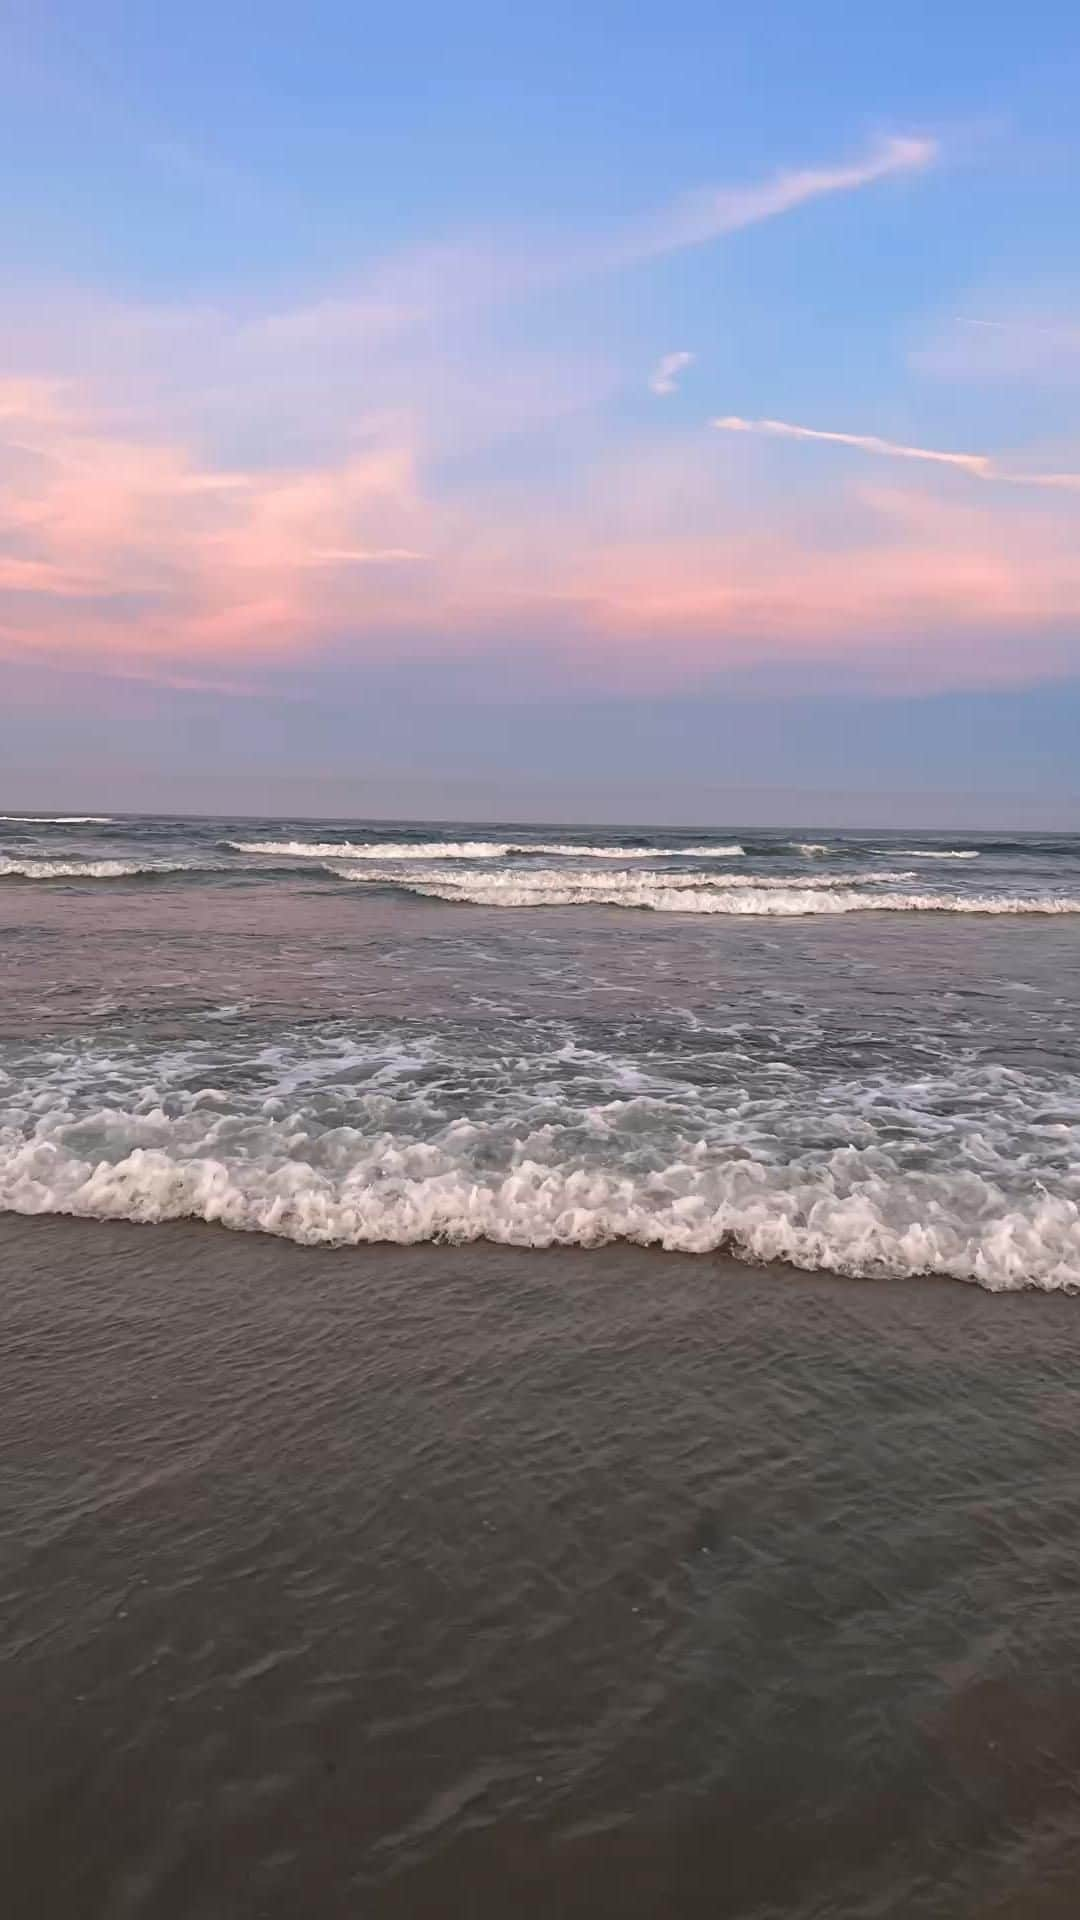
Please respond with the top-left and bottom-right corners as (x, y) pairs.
(4, 813), (1080, 1917)
(1, 811), (1079, 1288)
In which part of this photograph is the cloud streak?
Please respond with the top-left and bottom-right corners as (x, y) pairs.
(615, 135), (936, 269)
(957, 316), (1080, 349)
(913, 308), (1080, 387)
(714, 414), (1080, 490)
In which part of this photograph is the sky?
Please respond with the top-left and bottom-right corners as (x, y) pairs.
(1, 0), (1079, 823)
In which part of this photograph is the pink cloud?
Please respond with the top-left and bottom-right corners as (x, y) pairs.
(4, 380), (1080, 697)
(533, 472), (1080, 691)
(1, 130), (1078, 706)
(0, 394), (447, 671)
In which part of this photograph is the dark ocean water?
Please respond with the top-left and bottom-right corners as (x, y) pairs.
(1, 812), (1079, 1287)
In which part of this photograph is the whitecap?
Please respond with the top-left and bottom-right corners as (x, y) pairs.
(336, 866), (1076, 916)
(0, 858), (141, 880)
(229, 838), (747, 861)
(230, 839), (514, 859)
(0, 858), (227, 880)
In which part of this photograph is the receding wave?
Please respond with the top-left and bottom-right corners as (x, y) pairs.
(229, 838), (747, 860)
(338, 865), (1080, 915)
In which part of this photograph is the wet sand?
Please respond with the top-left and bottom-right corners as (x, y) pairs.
(4, 1213), (1080, 1918)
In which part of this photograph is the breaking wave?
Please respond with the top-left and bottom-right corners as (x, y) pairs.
(229, 838), (747, 860)
(341, 865), (913, 895)
(339, 865), (1080, 915)
(230, 838), (516, 860)
(0, 815), (114, 825)
(899, 849), (979, 860)
(0, 858), (147, 881)
(516, 842), (747, 859)
(1, 1034), (1077, 1291)
(0, 858), (294, 883)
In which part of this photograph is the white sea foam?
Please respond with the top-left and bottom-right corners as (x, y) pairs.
(0, 815), (114, 824)
(0, 858), (229, 881)
(523, 842), (747, 858)
(0, 858), (140, 880)
(229, 838), (747, 860)
(340, 864), (914, 894)
(230, 838), (516, 859)
(622, 844), (746, 857)
(339, 865), (1079, 915)
(789, 842), (979, 860)
(1, 1047), (1077, 1290)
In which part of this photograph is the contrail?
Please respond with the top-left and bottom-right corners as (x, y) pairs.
(713, 414), (1080, 490)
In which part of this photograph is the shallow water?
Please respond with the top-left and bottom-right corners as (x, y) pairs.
(1, 814), (1079, 1286)
(5, 1217), (1080, 1918)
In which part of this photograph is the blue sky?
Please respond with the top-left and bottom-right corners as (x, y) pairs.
(1, 0), (1078, 821)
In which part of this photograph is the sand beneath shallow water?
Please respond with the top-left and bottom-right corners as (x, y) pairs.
(4, 1211), (1080, 1919)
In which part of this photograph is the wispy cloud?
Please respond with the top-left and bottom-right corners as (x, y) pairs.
(0, 390), (440, 675)
(914, 307), (1080, 384)
(0, 132), (938, 453)
(956, 315), (1080, 349)
(372, 132), (939, 301)
(649, 351), (695, 396)
(714, 414), (1080, 490)
(10, 124), (1080, 703)
(616, 134), (936, 268)
(715, 415), (990, 474)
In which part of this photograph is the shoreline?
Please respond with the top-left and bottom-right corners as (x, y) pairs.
(0, 1203), (1073, 1300)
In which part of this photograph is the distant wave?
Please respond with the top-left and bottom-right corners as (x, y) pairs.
(0, 815), (113, 825)
(643, 844), (746, 858)
(0, 858), (300, 882)
(339, 865), (1080, 915)
(339, 865), (916, 895)
(230, 838), (515, 860)
(0, 858), (142, 880)
(518, 842), (747, 859)
(0, 857), (362, 884)
(229, 838), (747, 860)
(787, 842), (980, 861)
